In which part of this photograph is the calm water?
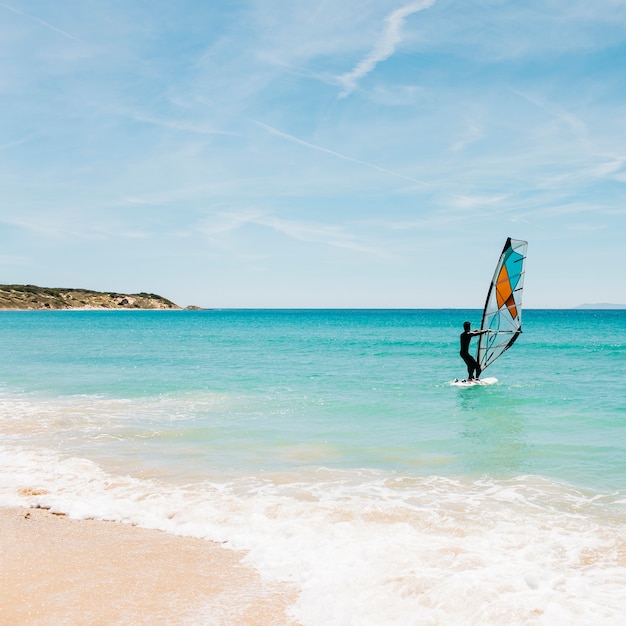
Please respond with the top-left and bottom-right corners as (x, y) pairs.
(1, 309), (625, 624)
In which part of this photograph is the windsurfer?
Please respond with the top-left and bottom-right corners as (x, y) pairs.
(460, 321), (487, 380)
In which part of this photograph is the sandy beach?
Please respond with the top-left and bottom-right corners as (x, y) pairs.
(0, 506), (299, 626)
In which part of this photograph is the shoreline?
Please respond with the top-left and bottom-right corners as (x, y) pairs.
(0, 506), (300, 625)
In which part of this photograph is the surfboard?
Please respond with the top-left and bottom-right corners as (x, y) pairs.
(450, 377), (498, 387)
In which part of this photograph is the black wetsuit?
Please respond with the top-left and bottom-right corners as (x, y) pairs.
(460, 330), (481, 379)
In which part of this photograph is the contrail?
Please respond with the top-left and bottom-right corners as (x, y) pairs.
(255, 121), (428, 186)
(0, 2), (85, 44)
(338, 0), (436, 97)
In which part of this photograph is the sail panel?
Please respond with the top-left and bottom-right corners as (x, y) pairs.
(477, 237), (528, 371)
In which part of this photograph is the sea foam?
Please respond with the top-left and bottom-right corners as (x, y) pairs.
(2, 444), (625, 625)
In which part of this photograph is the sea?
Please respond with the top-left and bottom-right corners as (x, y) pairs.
(1, 309), (625, 625)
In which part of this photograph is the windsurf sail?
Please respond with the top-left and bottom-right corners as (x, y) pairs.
(476, 237), (528, 372)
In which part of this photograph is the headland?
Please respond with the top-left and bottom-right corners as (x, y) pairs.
(0, 284), (181, 310)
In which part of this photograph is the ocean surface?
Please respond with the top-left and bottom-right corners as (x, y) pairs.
(1, 309), (625, 624)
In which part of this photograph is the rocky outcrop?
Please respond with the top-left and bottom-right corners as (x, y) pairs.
(0, 285), (181, 310)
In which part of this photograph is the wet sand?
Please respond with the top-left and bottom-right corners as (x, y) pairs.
(0, 507), (300, 625)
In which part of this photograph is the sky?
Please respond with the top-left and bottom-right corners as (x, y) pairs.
(1, 0), (626, 308)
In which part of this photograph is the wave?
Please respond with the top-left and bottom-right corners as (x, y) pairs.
(2, 443), (626, 625)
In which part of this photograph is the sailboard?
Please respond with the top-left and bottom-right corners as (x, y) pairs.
(476, 237), (528, 373)
(451, 376), (498, 387)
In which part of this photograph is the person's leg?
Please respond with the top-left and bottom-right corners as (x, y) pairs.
(468, 356), (478, 379)
(462, 354), (474, 380)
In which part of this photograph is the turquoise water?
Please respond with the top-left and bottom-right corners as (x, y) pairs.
(2, 309), (624, 488)
(1, 309), (626, 624)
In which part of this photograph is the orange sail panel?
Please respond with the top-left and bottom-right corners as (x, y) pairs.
(495, 265), (518, 319)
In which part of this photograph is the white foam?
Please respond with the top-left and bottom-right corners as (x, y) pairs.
(2, 444), (626, 625)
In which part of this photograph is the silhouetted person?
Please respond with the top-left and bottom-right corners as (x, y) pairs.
(460, 321), (487, 380)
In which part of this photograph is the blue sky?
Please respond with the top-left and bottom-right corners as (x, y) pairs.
(1, 0), (625, 308)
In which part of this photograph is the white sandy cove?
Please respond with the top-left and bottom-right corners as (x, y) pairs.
(2, 444), (626, 625)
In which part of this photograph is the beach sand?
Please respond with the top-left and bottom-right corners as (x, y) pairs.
(0, 506), (300, 625)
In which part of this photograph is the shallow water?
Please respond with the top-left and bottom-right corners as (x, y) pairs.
(1, 309), (625, 624)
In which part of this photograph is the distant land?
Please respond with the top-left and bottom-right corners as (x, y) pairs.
(575, 303), (626, 310)
(0, 284), (196, 310)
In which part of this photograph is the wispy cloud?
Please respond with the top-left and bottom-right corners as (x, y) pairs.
(0, 253), (29, 266)
(255, 121), (428, 185)
(7, 208), (146, 241)
(200, 209), (387, 257)
(513, 89), (588, 136)
(200, 209), (265, 238)
(588, 154), (626, 181)
(0, 134), (35, 151)
(255, 215), (387, 256)
(123, 110), (236, 137)
(337, 0), (436, 97)
(368, 84), (424, 106)
(450, 121), (484, 153)
(447, 193), (509, 210)
(0, 2), (85, 44)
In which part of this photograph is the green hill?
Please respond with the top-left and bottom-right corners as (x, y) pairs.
(0, 284), (181, 310)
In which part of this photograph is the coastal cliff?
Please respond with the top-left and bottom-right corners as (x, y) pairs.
(0, 284), (181, 310)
